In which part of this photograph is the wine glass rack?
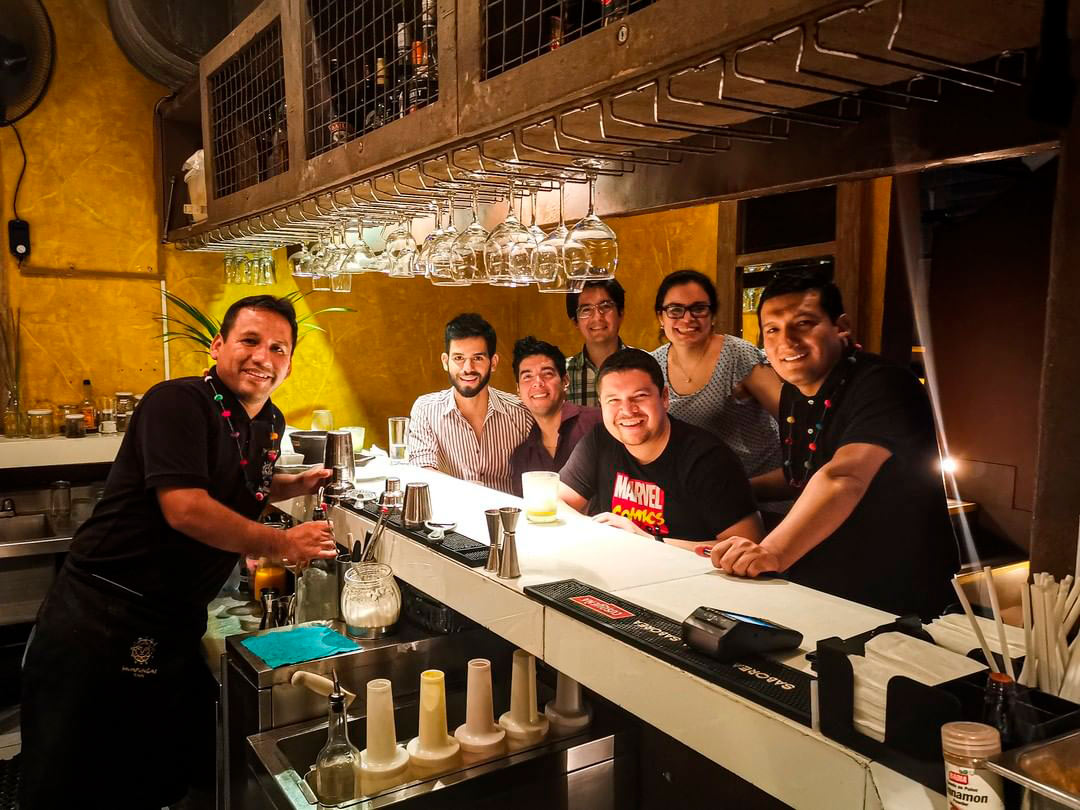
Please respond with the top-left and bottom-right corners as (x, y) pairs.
(178, 0), (1039, 254)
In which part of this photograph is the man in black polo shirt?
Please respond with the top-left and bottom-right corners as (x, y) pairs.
(19, 296), (337, 810)
(710, 272), (958, 618)
(559, 348), (761, 547)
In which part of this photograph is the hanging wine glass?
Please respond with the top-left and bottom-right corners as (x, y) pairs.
(535, 181), (572, 291)
(289, 242), (316, 278)
(385, 216), (418, 278)
(258, 250), (276, 286)
(341, 220), (376, 273)
(416, 204), (444, 279)
(566, 172), (618, 280)
(429, 202), (467, 286)
(527, 190), (546, 244)
(223, 253), (239, 284)
(451, 189), (490, 284)
(486, 181), (536, 286)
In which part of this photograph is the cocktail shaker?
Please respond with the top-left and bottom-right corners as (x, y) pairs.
(402, 482), (433, 529)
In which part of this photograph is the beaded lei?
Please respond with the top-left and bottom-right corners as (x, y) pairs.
(203, 369), (279, 501)
(781, 349), (859, 489)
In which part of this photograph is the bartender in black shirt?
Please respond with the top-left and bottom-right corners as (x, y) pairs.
(19, 296), (337, 810)
(710, 272), (958, 618)
(560, 348), (761, 547)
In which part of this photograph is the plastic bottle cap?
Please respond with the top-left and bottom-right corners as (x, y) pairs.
(941, 721), (1002, 759)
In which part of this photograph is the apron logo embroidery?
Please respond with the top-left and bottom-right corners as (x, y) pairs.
(130, 637), (157, 665)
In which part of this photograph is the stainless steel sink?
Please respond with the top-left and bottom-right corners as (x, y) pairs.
(0, 514), (51, 542)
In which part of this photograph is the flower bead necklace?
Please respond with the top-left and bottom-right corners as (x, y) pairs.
(781, 349), (859, 489)
(204, 370), (279, 502)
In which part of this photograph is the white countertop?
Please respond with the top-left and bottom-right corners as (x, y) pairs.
(0, 433), (123, 468)
(276, 459), (946, 810)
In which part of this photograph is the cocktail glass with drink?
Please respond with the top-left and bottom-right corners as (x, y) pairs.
(388, 417), (409, 464)
(521, 471), (560, 524)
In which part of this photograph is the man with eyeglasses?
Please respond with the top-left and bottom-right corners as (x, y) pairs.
(565, 280), (631, 407)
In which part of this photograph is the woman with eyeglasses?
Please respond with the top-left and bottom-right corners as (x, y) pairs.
(651, 269), (782, 482)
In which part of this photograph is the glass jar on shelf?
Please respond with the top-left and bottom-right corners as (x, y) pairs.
(64, 413), (86, 439)
(28, 409), (54, 438)
(115, 392), (135, 433)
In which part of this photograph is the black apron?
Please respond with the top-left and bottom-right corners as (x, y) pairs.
(19, 562), (218, 810)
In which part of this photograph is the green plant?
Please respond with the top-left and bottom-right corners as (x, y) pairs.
(156, 290), (354, 354)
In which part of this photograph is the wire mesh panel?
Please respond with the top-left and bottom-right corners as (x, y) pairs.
(207, 20), (289, 198)
(304, 0), (440, 158)
(484, 0), (656, 79)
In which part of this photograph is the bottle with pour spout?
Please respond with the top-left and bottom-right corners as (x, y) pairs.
(314, 671), (360, 803)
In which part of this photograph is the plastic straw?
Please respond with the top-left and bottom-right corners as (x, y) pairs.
(1043, 583), (1063, 694)
(951, 576), (999, 674)
(983, 566), (1015, 679)
(1019, 585), (1036, 687)
(1032, 583), (1051, 692)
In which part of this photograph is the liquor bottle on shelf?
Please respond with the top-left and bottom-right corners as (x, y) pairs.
(421, 0), (437, 64)
(407, 39), (435, 113)
(268, 101), (288, 174)
(80, 379), (96, 430)
(393, 22), (411, 119)
(364, 58), (391, 131)
(548, 14), (564, 50)
(601, 0), (630, 26)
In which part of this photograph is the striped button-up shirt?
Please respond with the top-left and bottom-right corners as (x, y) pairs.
(407, 387), (534, 494)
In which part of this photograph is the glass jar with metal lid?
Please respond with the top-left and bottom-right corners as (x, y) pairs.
(340, 563), (400, 638)
(28, 409), (53, 438)
(115, 392), (135, 433)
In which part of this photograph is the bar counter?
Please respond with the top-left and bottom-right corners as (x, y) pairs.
(275, 457), (947, 810)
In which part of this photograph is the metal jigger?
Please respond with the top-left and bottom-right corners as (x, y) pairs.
(497, 507), (521, 579)
(483, 509), (501, 573)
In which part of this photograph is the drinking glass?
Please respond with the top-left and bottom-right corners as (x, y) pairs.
(289, 243), (316, 278)
(330, 271), (353, 293)
(340, 222), (376, 273)
(387, 416), (409, 464)
(485, 181), (537, 285)
(566, 172), (618, 280)
(258, 251), (276, 285)
(428, 207), (466, 286)
(522, 471), (560, 523)
(451, 190), (489, 284)
(527, 190), (547, 244)
(535, 180), (578, 293)
(312, 409), (334, 431)
(224, 253), (240, 283)
(49, 480), (72, 521)
(385, 217), (418, 278)
(343, 426), (366, 453)
(415, 205), (443, 278)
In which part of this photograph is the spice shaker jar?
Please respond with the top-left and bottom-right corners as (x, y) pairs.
(341, 563), (400, 638)
(941, 721), (1004, 810)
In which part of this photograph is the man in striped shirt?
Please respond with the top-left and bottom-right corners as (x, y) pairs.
(408, 313), (533, 494)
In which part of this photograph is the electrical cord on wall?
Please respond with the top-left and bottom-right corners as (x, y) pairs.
(4, 122), (30, 265)
(7, 123), (27, 222)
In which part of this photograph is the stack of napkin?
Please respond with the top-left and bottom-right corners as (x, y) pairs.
(849, 632), (987, 741)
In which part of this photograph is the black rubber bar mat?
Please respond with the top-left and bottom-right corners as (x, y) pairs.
(350, 502), (489, 568)
(525, 579), (813, 726)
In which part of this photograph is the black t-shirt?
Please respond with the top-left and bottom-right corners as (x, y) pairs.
(780, 353), (958, 619)
(67, 367), (284, 621)
(560, 416), (757, 541)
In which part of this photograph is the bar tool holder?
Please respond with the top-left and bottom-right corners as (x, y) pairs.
(496, 507), (521, 579)
(544, 672), (593, 736)
(406, 669), (461, 776)
(360, 678), (410, 796)
(484, 509), (501, 573)
(454, 658), (507, 755)
(499, 649), (549, 746)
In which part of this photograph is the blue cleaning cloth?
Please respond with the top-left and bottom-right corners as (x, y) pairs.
(241, 625), (360, 668)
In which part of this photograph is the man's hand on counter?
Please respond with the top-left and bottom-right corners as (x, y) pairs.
(710, 536), (782, 578)
(593, 511), (650, 537)
(269, 465), (333, 501)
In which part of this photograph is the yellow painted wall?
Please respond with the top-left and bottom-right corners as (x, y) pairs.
(0, 0), (170, 413)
